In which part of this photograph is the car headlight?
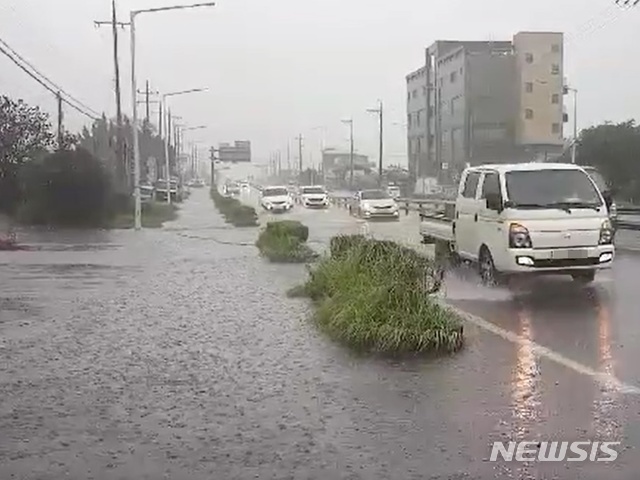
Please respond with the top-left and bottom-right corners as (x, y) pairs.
(599, 219), (613, 244)
(509, 223), (532, 248)
(362, 203), (372, 211)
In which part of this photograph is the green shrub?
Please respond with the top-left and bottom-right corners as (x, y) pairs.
(210, 188), (258, 227)
(297, 235), (462, 355)
(265, 220), (309, 242)
(18, 147), (113, 227)
(256, 220), (317, 263)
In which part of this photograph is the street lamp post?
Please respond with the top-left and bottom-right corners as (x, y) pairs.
(130, 2), (215, 229)
(367, 100), (383, 186)
(341, 119), (354, 190)
(312, 126), (326, 185)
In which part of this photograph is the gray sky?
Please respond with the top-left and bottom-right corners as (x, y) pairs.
(1, 0), (639, 167)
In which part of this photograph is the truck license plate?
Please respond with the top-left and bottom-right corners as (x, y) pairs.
(551, 249), (588, 259)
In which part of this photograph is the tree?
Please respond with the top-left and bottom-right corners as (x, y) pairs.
(0, 96), (54, 213)
(574, 120), (640, 202)
(18, 147), (113, 227)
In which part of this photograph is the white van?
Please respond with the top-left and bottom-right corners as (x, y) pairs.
(419, 162), (615, 285)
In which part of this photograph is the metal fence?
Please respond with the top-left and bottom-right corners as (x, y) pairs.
(327, 193), (640, 231)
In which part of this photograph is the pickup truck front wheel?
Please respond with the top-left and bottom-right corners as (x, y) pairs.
(478, 247), (500, 286)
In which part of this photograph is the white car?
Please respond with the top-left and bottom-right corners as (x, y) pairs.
(299, 185), (329, 208)
(261, 186), (294, 213)
(387, 185), (401, 199)
(349, 189), (400, 220)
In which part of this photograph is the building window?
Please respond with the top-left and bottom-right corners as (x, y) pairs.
(525, 53), (533, 63)
(459, 67), (463, 74)
(525, 82), (533, 93)
(416, 137), (422, 153)
(407, 92), (410, 102)
(525, 109), (534, 119)
(552, 123), (560, 134)
(551, 93), (560, 104)
(416, 111), (421, 127)
(450, 71), (457, 83)
(412, 89), (417, 98)
(551, 64), (560, 75)
(407, 113), (412, 129)
(551, 44), (560, 53)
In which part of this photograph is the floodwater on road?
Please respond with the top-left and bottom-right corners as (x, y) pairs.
(1, 188), (640, 479)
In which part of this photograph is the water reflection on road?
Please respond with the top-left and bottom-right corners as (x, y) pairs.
(0, 189), (639, 479)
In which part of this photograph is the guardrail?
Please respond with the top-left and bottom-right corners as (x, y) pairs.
(327, 193), (640, 231)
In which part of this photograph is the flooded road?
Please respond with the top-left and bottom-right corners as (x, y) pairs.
(1, 188), (640, 479)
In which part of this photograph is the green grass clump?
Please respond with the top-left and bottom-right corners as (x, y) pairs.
(296, 235), (463, 355)
(256, 220), (317, 263)
(110, 202), (178, 229)
(210, 188), (258, 227)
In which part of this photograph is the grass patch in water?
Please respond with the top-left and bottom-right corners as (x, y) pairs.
(111, 202), (178, 229)
(256, 220), (318, 263)
(293, 234), (464, 355)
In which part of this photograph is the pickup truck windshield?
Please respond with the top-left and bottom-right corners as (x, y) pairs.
(582, 167), (608, 192)
(505, 169), (603, 208)
(263, 187), (288, 197)
(361, 190), (389, 200)
(302, 187), (325, 194)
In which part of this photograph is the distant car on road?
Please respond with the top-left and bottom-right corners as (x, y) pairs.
(224, 182), (241, 196)
(299, 185), (329, 208)
(386, 184), (401, 199)
(260, 186), (293, 213)
(349, 189), (400, 220)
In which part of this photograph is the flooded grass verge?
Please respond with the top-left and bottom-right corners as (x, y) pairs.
(210, 189), (259, 227)
(289, 235), (464, 355)
(256, 220), (318, 263)
(110, 202), (179, 229)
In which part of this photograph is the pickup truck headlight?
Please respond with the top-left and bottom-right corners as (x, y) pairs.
(599, 219), (613, 244)
(509, 223), (532, 248)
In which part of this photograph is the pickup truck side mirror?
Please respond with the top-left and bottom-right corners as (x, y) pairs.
(485, 192), (503, 212)
(601, 190), (613, 208)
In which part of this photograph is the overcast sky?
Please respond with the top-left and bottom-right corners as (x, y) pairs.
(1, 0), (638, 167)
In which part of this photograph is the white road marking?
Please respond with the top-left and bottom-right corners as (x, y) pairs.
(449, 304), (640, 395)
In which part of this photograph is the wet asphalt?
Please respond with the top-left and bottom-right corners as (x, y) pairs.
(1, 186), (640, 479)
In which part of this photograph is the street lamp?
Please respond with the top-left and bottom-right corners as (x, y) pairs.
(564, 85), (578, 164)
(367, 100), (383, 186)
(341, 119), (354, 190)
(130, 2), (215, 229)
(162, 89), (208, 204)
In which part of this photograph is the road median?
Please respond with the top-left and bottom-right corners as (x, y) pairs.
(210, 188), (259, 227)
(290, 234), (464, 355)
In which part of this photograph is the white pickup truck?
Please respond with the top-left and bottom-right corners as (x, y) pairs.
(419, 162), (615, 285)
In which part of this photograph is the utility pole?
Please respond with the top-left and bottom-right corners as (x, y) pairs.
(145, 80), (150, 123)
(277, 151), (282, 177)
(210, 147), (217, 186)
(297, 135), (304, 174)
(571, 88), (577, 164)
(56, 91), (63, 149)
(286, 142), (291, 172)
(342, 119), (354, 190)
(367, 101), (383, 186)
(94, 0), (129, 195)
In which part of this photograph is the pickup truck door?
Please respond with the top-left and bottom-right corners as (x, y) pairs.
(456, 171), (482, 258)
(475, 171), (503, 262)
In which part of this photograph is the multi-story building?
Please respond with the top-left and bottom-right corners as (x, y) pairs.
(405, 66), (428, 181)
(513, 32), (565, 152)
(406, 32), (565, 187)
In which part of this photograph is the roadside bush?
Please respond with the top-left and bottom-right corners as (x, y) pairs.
(256, 220), (317, 263)
(17, 147), (113, 227)
(110, 201), (178, 229)
(295, 235), (463, 355)
(210, 188), (258, 227)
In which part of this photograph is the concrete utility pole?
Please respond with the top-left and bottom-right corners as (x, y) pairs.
(145, 80), (150, 122)
(56, 91), (63, 149)
(571, 88), (578, 164)
(367, 101), (383, 186)
(341, 119), (354, 190)
(94, 0), (129, 194)
(129, 1), (216, 230)
(286, 141), (291, 172)
(296, 134), (304, 176)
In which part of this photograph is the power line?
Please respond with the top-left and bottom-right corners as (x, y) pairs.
(0, 37), (101, 120)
